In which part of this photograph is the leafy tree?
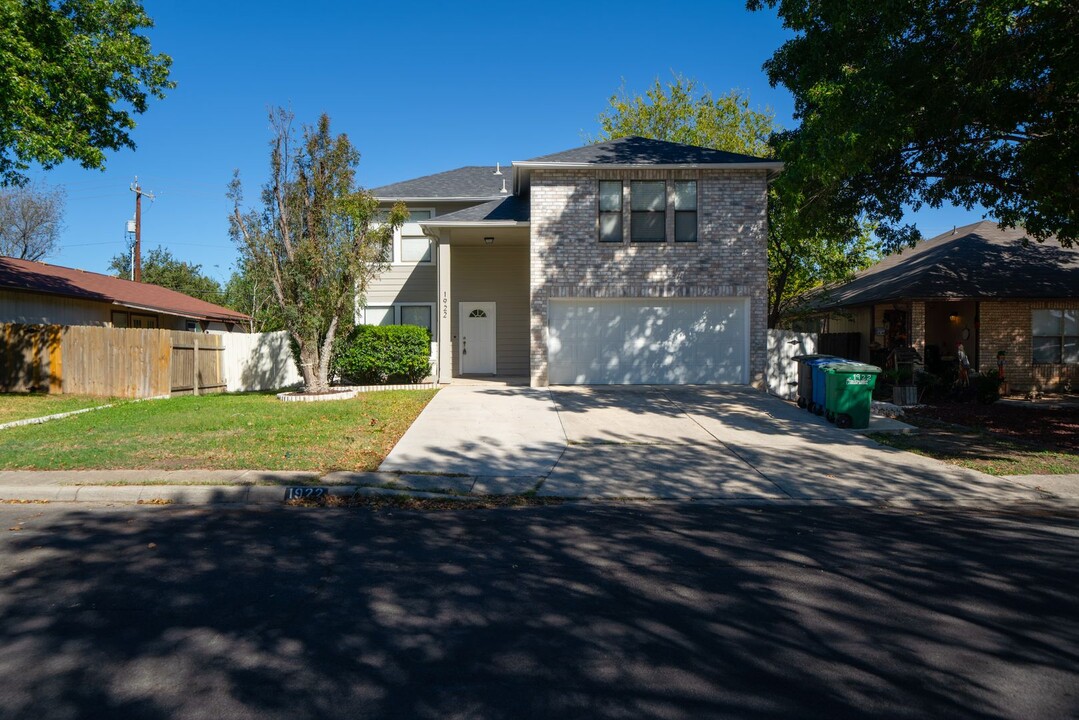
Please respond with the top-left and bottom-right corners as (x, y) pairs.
(593, 75), (877, 326)
(748, 0), (1078, 249)
(594, 76), (774, 157)
(0, 182), (65, 260)
(108, 245), (224, 304)
(0, 0), (174, 186)
(229, 109), (405, 393)
(223, 259), (284, 333)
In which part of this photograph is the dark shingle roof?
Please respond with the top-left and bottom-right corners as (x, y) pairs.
(519, 136), (776, 165)
(369, 166), (509, 199)
(0, 256), (250, 324)
(423, 196), (529, 224)
(813, 221), (1079, 309)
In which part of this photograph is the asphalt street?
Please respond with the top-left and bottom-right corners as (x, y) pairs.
(0, 502), (1077, 719)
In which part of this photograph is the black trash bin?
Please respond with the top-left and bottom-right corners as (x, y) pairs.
(792, 354), (841, 410)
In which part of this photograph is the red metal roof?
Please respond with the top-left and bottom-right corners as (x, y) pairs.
(0, 256), (250, 325)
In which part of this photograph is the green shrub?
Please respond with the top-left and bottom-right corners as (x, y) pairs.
(972, 369), (1003, 404)
(333, 324), (431, 384)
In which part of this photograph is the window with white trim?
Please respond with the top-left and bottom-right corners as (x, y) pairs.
(363, 306), (396, 326)
(1032, 309), (1079, 364)
(400, 305), (433, 338)
(361, 303), (435, 340)
(400, 236), (432, 263)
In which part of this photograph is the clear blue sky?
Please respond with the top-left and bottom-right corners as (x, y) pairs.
(35, 0), (988, 285)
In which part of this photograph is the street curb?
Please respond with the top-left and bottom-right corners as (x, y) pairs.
(2, 483), (1077, 511)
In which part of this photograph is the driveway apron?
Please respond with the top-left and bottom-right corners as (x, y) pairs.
(378, 385), (567, 479)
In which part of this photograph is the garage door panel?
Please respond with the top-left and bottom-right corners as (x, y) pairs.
(549, 298), (749, 385)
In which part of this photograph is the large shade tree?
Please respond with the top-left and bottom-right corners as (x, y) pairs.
(593, 75), (877, 326)
(0, 182), (65, 260)
(748, 0), (1078, 249)
(229, 110), (405, 393)
(0, 0), (174, 186)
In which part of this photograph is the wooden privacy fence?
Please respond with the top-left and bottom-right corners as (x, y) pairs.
(0, 323), (225, 398)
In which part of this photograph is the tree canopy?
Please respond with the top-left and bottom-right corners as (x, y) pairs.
(0, 182), (65, 260)
(595, 76), (774, 157)
(229, 110), (405, 393)
(0, 0), (174, 186)
(108, 245), (224, 305)
(593, 75), (877, 326)
(749, 0), (1078, 249)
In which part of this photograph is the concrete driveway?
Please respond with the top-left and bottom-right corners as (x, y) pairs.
(381, 384), (1051, 504)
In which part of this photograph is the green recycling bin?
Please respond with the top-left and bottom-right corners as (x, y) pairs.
(822, 362), (881, 429)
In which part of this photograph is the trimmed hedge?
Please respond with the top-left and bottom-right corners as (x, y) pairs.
(333, 324), (431, 385)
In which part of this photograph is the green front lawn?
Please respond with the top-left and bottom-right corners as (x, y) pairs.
(0, 393), (121, 424)
(0, 390), (437, 472)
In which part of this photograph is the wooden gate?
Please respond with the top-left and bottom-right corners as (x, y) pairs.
(169, 331), (225, 395)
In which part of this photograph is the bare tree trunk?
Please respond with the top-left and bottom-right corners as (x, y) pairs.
(295, 333), (321, 393)
(317, 316), (338, 392)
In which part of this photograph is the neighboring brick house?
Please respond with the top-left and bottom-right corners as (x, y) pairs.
(366, 137), (780, 387)
(806, 221), (1079, 394)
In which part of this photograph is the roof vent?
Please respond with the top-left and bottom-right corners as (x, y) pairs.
(494, 162), (503, 176)
(500, 178), (508, 194)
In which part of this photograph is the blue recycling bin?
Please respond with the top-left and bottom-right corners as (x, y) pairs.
(792, 354), (841, 410)
(808, 357), (844, 416)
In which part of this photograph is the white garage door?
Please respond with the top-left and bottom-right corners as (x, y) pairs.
(548, 297), (750, 385)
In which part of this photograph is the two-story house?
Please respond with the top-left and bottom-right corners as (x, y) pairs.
(366, 136), (781, 388)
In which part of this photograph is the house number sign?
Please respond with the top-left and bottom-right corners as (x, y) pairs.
(285, 487), (327, 500)
(442, 290), (448, 319)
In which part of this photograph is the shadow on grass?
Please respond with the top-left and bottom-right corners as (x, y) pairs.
(1, 504), (1078, 719)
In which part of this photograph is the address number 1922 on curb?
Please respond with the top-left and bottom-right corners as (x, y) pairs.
(285, 487), (327, 500)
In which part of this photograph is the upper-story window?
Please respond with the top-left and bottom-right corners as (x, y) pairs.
(673, 181), (698, 242)
(598, 181), (623, 243)
(400, 236), (433, 263)
(1032, 309), (1078, 364)
(630, 180), (666, 242)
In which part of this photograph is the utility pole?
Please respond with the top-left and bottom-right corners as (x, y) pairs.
(129, 177), (155, 282)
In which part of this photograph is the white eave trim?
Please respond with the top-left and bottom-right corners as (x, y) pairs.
(418, 220), (530, 228)
(373, 196), (504, 203)
(511, 161), (784, 171)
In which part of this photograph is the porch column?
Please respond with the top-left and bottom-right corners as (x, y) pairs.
(910, 301), (926, 358)
(436, 233), (452, 383)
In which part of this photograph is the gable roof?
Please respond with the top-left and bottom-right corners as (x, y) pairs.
(370, 138), (783, 202)
(369, 166), (509, 201)
(517, 136), (780, 167)
(813, 221), (1079, 310)
(420, 196), (529, 226)
(0, 256), (250, 324)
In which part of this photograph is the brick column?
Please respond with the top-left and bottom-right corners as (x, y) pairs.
(910, 301), (926, 358)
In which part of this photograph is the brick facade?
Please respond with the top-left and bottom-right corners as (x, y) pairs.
(978, 298), (1079, 393)
(528, 168), (770, 386)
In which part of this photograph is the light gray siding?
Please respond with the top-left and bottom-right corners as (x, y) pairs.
(450, 244), (529, 376)
(365, 264), (436, 306)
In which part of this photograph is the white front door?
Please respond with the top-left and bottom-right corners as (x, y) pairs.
(460, 302), (496, 374)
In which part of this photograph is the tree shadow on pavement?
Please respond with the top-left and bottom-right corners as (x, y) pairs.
(1, 504), (1077, 719)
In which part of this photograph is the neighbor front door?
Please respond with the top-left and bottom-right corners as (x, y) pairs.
(460, 302), (496, 374)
